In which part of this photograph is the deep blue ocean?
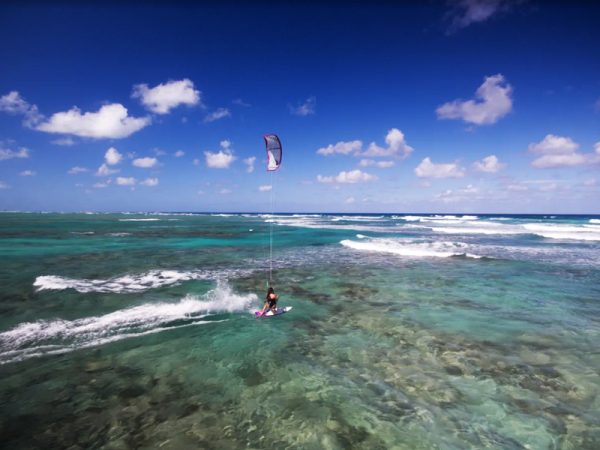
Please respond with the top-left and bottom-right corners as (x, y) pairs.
(1, 212), (599, 449)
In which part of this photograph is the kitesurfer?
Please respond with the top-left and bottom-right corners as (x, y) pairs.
(259, 286), (279, 316)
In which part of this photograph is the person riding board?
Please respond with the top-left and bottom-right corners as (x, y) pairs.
(259, 286), (279, 316)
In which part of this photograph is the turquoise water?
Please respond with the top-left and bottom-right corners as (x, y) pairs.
(1, 212), (599, 449)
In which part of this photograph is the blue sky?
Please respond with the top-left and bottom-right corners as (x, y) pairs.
(0, 1), (599, 213)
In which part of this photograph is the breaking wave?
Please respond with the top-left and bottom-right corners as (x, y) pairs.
(340, 237), (483, 259)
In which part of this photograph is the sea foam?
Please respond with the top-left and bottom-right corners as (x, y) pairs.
(0, 281), (255, 364)
(341, 238), (483, 258)
(34, 268), (253, 294)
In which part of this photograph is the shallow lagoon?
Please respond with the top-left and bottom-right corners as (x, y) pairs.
(1, 213), (599, 449)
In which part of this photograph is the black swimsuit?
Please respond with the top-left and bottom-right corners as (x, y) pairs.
(266, 295), (277, 309)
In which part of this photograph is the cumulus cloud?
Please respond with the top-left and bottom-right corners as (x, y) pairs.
(316, 140), (363, 156)
(290, 96), (316, 116)
(36, 103), (150, 139)
(317, 169), (377, 184)
(140, 177), (158, 187)
(345, 196), (355, 204)
(414, 157), (465, 178)
(529, 134), (599, 168)
(204, 108), (231, 123)
(244, 156), (256, 173)
(68, 166), (88, 175)
(19, 170), (36, 176)
(0, 91), (30, 114)
(116, 177), (136, 186)
(359, 159), (395, 168)
(174, 150), (185, 157)
(360, 128), (414, 158)
(105, 147), (123, 165)
(96, 163), (119, 177)
(0, 146), (29, 161)
(205, 140), (236, 169)
(133, 157), (158, 168)
(0, 181), (10, 189)
(436, 74), (513, 125)
(132, 79), (201, 114)
(316, 129), (413, 163)
(219, 188), (232, 195)
(258, 184), (272, 192)
(473, 154), (505, 172)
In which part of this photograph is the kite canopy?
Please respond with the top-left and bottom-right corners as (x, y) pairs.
(264, 134), (282, 171)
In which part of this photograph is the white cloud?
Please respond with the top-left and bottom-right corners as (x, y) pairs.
(0, 181), (10, 189)
(435, 184), (480, 203)
(290, 96), (316, 116)
(19, 170), (35, 176)
(462, 184), (479, 194)
(68, 166), (88, 175)
(93, 181), (109, 189)
(105, 147), (123, 165)
(244, 156), (256, 173)
(219, 188), (232, 195)
(205, 150), (235, 169)
(258, 184), (272, 192)
(473, 154), (505, 173)
(174, 150), (185, 157)
(116, 177), (136, 186)
(414, 157), (465, 178)
(531, 154), (588, 168)
(447, 0), (512, 32)
(96, 163), (119, 176)
(317, 169), (377, 184)
(51, 137), (75, 146)
(0, 91), (30, 114)
(0, 146), (29, 161)
(0, 91), (42, 126)
(36, 103), (150, 139)
(133, 157), (158, 168)
(436, 74), (513, 125)
(529, 134), (599, 168)
(316, 140), (362, 156)
(359, 159), (395, 168)
(140, 177), (159, 187)
(193, 158), (200, 166)
(205, 140), (236, 169)
(132, 79), (200, 114)
(204, 108), (231, 123)
(345, 196), (355, 204)
(583, 178), (597, 187)
(361, 128), (414, 158)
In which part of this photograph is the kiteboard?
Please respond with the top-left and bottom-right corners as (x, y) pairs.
(255, 306), (292, 317)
